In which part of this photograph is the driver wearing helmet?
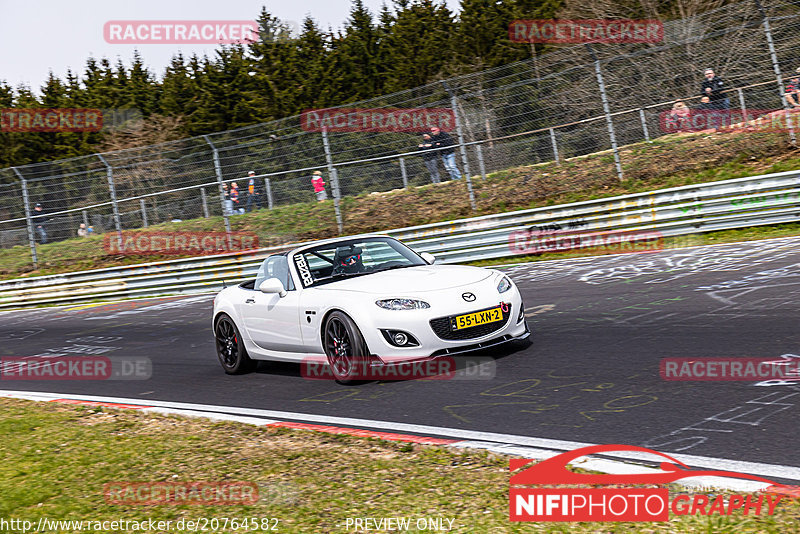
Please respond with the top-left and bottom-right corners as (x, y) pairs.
(333, 246), (364, 275)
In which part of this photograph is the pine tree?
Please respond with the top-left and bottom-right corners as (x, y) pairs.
(160, 53), (202, 127)
(247, 8), (299, 119)
(0, 81), (18, 170)
(383, 0), (455, 93)
(457, 0), (525, 70)
(0, 0), (584, 168)
(125, 51), (158, 116)
(290, 16), (330, 110)
(194, 46), (263, 132)
(327, 0), (382, 101)
(83, 57), (119, 109)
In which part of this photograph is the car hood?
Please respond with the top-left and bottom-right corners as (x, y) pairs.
(314, 265), (495, 294)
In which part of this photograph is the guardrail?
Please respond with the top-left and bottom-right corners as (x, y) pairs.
(1, 169), (798, 309)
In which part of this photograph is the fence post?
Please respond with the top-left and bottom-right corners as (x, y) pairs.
(549, 128), (560, 163)
(96, 154), (123, 246)
(12, 168), (38, 270)
(475, 144), (487, 179)
(399, 157), (408, 188)
(200, 188), (209, 218)
(586, 44), (624, 181)
(639, 108), (651, 143)
(82, 210), (89, 229)
(321, 128), (344, 233)
(202, 135), (232, 239)
(755, 0), (797, 145)
(264, 178), (274, 209)
(140, 199), (148, 227)
(441, 81), (477, 211)
(737, 88), (750, 128)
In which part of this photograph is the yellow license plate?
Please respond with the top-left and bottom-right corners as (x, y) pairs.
(454, 307), (503, 330)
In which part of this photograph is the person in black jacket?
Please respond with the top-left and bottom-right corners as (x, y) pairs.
(32, 203), (47, 244)
(785, 68), (800, 108)
(418, 133), (441, 183)
(701, 68), (729, 110)
(429, 126), (462, 180)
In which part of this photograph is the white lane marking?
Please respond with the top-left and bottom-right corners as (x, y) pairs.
(524, 304), (555, 318)
(84, 295), (214, 320)
(0, 389), (798, 485)
(0, 292), (216, 314)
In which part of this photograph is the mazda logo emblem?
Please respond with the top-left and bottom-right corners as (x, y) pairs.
(462, 292), (476, 302)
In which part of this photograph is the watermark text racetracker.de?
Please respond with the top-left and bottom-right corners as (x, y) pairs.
(509, 19), (663, 44)
(301, 108), (455, 133)
(509, 228), (664, 256)
(0, 357), (151, 381)
(104, 20), (259, 44)
(660, 108), (800, 133)
(301, 356), (496, 381)
(103, 481), (259, 506)
(104, 231), (260, 256)
(0, 517), (279, 533)
(1, 109), (103, 133)
(661, 356), (800, 381)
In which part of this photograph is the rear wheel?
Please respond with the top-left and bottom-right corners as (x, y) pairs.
(323, 311), (369, 384)
(214, 314), (254, 374)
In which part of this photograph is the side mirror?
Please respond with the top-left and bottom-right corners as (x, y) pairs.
(260, 277), (287, 297)
(420, 252), (436, 265)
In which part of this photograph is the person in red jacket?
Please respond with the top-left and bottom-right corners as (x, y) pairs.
(229, 182), (242, 214)
(312, 171), (327, 202)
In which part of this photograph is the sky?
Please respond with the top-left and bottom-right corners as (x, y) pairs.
(0, 0), (462, 93)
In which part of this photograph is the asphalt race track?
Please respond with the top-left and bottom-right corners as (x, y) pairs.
(2, 236), (799, 475)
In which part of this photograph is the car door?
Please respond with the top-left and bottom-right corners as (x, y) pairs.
(241, 255), (304, 353)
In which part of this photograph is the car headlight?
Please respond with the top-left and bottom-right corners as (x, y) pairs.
(497, 276), (512, 294)
(376, 298), (431, 310)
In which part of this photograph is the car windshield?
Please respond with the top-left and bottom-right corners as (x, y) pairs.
(292, 237), (427, 288)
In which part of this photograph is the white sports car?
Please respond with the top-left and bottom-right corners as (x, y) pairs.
(212, 235), (529, 383)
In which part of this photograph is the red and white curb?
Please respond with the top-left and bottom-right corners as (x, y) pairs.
(1, 389), (798, 494)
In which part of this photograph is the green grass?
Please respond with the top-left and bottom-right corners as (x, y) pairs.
(3, 127), (800, 281)
(1, 399), (798, 533)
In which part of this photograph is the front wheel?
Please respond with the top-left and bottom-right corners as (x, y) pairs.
(323, 311), (369, 384)
(214, 314), (254, 374)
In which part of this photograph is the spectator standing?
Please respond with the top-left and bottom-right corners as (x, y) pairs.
(32, 203), (47, 244)
(87, 225), (94, 235)
(429, 126), (462, 180)
(418, 133), (441, 184)
(245, 170), (262, 212)
(668, 101), (691, 131)
(221, 183), (232, 215)
(785, 68), (800, 108)
(230, 182), (242, 214)
(312, 171), (327, 202)
(695, 96), (728, 131)
(77, 223), (88, 237)
(696, 96), (715, 111)
(700, 68), (729, 110)
(669, 100), (690, 119)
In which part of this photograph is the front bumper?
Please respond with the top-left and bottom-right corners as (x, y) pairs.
(366, 294), (529, 364)
(370, 322), (529, 365)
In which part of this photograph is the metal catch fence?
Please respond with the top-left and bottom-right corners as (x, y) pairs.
(2, 0), (800, 272)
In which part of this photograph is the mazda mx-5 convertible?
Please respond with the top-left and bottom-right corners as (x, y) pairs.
(212, 235), (529, 383)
